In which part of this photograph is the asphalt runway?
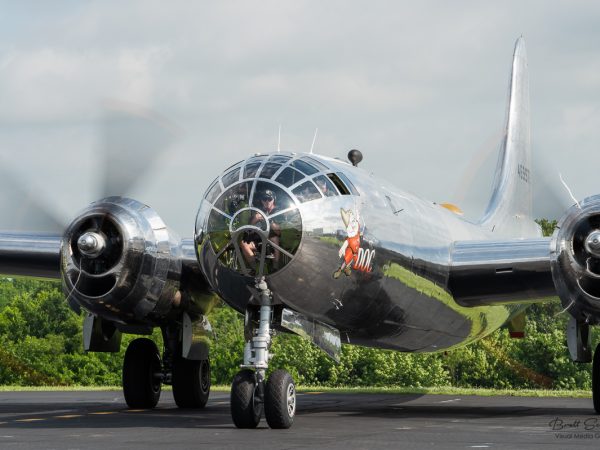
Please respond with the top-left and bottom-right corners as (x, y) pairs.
(0, 390), (599, 449)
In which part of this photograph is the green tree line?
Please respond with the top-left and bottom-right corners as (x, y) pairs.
(0, 218), (597, 389)
(0, 281), (594, 389)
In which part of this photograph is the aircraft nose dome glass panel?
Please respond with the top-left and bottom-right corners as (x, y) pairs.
(196, 157), (304, 278)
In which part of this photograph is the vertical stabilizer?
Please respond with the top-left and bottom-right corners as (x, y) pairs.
(479, 37), (541, 238)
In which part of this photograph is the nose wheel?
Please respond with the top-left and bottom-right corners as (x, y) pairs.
(265, 369), (296, 429)
(230, 277), (296, 429)
(230, 369), (264, 428)
(230, 368), (296, 429)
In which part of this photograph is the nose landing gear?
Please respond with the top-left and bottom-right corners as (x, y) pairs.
(230, 278), (296, 429)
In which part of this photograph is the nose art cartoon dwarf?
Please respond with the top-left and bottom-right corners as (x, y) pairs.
(333, 208), (361, 279)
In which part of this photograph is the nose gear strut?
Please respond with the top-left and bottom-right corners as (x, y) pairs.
(230, 277), (296, 429)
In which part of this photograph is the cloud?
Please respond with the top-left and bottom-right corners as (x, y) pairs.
(2, 1), (600, 233)
(0, 46), (173, 122)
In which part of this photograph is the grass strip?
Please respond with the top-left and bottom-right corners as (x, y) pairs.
(0, 385), (591, 398)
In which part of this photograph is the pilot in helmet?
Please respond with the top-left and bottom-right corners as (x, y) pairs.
(240, 188), (281, 269)
(258, 189), (277, 214)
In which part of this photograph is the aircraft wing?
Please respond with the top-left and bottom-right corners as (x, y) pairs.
(448, 237), (555, 307)
(0, 232), (62, 279)
(448, 194), (600, 336)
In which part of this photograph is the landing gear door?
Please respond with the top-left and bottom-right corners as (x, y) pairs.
(181, 312), (212, 360)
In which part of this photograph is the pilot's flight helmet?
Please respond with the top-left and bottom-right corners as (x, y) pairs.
(261, 189), (276, 202)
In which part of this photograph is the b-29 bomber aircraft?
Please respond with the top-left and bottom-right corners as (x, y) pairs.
(1, 37), (599, 429)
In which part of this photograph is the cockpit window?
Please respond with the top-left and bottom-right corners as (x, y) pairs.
(336, 172), (360, 196)
(275, 167), (305, 187)
(327, 173), (351, 195)
(269, 155), (292, 164)
(301, 156), (329, 171)
(313, 175), (337, 197)
(258, 162), (282, 179)
(290, 159), (319, 176)
(244, 161), (262, 179)
(222, 166), (241, 188)
(293, 181), (322, 203)
(222, 160), (243, 173)
(213, 181), (252, 215)
(207, 209), (231, 255)
(253, 181), (294, 211)
(204, 178), (221, 204)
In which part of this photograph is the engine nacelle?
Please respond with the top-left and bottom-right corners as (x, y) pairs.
(551, 194), (600, 324)
(61, 197), (182, 325)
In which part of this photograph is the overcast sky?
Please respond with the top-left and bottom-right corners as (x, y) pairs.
(1, 1), (599, 236)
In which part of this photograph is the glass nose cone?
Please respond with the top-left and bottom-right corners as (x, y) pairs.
(196, 178), (302, 277)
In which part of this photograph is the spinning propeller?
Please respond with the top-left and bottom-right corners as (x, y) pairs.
(0, 101), (178, 233)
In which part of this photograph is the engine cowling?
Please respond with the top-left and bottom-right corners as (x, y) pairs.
(551, 194), (600, 324)
(61, 197), (182, 324)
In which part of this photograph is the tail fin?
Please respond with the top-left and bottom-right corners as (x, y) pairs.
(479, 37), (541, 238)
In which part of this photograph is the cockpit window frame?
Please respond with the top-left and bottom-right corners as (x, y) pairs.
(258, 162), (283, 179)
(269, 154), (292, 164)
(336, 172), (360, 196)
(301, 156), (329, 172)
(313, 174), (338, 197)
(243, 156), (268, 179)
(222, 166), (241, 188)
(289, 159), (319, 176)
(198, 152), (366, 280)
(292, 180), (323, 203)
(204, 178), (222, 204)
(211, 153), (357, 207)
(275, 166), (306, 187)
(326, 173), (351, 195)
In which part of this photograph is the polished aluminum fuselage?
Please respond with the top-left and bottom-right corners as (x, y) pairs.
(198, 153), (556, 353)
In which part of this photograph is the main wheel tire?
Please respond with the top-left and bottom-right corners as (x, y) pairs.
(264, 369), (296, 429)
(172, 357), (210, 408)
(122, 338), (162, 409)
(593, 343), (600, 413)
(230, 369), (263, 428)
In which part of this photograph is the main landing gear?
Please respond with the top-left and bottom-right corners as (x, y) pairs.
(230, 278), (296, 429)
(122, 333), (211, 409)
(122, 338), (162, 408)
(567, 318), (600, 414)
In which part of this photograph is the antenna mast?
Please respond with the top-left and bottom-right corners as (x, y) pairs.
(310, 128), (318, 154)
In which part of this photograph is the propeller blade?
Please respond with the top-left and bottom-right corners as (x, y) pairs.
(532, 156), (575, 222)
(98, 100), (180, 199)
(0, 157), (68, 232)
